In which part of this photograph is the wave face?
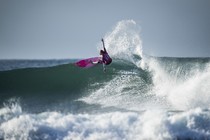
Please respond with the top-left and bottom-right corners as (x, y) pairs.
(1, 20), (210, 139)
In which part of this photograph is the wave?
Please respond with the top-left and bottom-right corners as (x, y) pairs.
(1, 56), (209, 112)
(1, 20), (210, 113)
(0, 59), (139, 93)
(1, 101), (210, 140)
(80, 56), (210, 111)
(144, 57), (210, 110)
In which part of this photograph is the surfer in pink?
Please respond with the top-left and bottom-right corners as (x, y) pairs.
(99, 38), (112, 72)
(100, 38), (112, 65)
(90, 38), (112, 71)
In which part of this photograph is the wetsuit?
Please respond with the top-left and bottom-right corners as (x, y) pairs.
(102, 52), (112, 65)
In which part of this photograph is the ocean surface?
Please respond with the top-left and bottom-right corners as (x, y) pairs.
(1, 20), (210, 140)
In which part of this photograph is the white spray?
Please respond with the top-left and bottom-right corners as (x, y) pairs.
(101, 20), (143, 66)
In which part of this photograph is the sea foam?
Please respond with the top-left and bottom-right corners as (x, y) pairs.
(1, 103), (210, 140)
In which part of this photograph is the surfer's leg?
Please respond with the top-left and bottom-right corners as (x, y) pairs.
(103, 63), (106, 72)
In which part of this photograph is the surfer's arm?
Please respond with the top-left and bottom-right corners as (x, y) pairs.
(101, 38), (107, 53)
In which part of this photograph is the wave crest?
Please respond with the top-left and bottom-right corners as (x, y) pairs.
(102, 20), (142, 67)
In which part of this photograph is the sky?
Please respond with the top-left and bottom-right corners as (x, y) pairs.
(0, 0), (210, 59)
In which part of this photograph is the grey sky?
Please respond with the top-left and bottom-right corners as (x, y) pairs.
(0, 0), (210, 59)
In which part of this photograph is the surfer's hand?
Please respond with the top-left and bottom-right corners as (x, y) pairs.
(101, 38), (104, 42)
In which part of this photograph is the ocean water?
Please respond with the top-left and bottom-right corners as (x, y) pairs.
(1, 20), (210, 140)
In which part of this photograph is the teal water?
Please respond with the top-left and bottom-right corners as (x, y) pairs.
(0, 57), (210, 139)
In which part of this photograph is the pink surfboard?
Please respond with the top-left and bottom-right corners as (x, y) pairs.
(75, 57), (101, 68)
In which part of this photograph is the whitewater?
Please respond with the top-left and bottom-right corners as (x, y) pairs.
(1, 20), (210, 140)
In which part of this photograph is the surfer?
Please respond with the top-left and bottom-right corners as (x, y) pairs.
(99, 38), (112, 72)
(89, 38), (112, 71)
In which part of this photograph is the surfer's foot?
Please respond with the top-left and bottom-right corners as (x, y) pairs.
(91, 61), (98, 64)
